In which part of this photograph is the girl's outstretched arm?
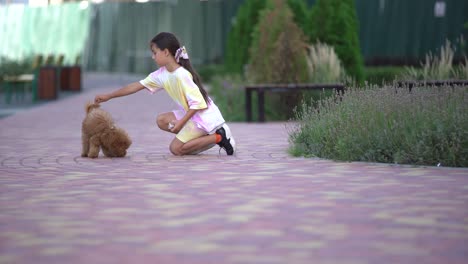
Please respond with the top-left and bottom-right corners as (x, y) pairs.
(95, 82), (145, 103)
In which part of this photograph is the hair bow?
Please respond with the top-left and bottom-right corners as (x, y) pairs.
(175, 46), (189, 62)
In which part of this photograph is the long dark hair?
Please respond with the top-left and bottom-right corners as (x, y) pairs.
(150, 32), (209, 104)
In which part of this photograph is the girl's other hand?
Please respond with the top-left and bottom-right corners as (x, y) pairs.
(95, 94), (110, 104)
(169, 120), (181, 133)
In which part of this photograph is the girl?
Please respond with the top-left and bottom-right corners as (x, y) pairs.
(94, 32), (236, 156)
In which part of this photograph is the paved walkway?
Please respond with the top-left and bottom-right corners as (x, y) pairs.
(1, 73), (467, 264)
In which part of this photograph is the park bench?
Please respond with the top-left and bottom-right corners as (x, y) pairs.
(1, 54), (43, 103)
(245, 83), (345, 122)
(2, 73), (38, 103)
(245, 80), (468, 122)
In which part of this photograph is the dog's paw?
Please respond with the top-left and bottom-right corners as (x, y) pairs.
(88, 153), (99, 159)
(81, 153), (88, 157)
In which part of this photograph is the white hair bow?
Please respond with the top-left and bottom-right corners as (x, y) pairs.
(175, 46), (189, 62)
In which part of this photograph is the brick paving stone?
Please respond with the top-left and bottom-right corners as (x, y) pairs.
(0, 73), (467, 264)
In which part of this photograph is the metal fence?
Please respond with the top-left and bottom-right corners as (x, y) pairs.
(0, 0), (466, 73)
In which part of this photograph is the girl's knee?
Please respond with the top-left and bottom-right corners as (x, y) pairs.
(170, 148), (180, 156)
(169, 143), (183, 156)
(156, 114), (167, 130)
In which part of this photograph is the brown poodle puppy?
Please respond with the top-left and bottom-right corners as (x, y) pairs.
(81, 102), (132, 158)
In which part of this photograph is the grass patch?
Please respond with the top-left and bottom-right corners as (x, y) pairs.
(288, 84), (468, 167)
(364, 66), (406, 85)
(208, 74), (246, 122)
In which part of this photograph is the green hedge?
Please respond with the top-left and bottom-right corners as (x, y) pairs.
(364, 66), (406, 85)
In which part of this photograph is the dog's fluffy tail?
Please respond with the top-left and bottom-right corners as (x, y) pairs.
(85, 102), (100, 114)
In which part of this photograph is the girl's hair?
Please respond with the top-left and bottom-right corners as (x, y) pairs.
(150, 32), (209, 104)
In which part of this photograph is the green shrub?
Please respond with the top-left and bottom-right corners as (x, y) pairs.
(307, 0), (365, 83)
(248, 0), (309, 120)
(289, 84), (468, 167)
(364, 66), (407, 85)
(248, 0), (308, 83)
(225, 0), (310, 74)
(197, 64), (227, 83)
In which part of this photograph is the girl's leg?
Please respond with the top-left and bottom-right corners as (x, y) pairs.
(157, 112), (234, 156)
(157, 112), (216, 155)
(170, 135), (216, 156)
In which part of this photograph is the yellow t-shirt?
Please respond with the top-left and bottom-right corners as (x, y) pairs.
(140, 66), (225, 132)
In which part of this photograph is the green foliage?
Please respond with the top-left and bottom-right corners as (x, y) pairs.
(364, 66), (406, 85)
(209, 74), (246, 122)
(247, 0), (309, 120)
(286, 0), (309, 34)
(289, 85), (468, 167)
(307, 0), (365, 83)
(248, 0), (308, 84)
(212, 0), (314, 122)
(197, 64), (228, 83)
(0, 57), (33, 81)
(225, 0), (310, 74)
(225, 0), (268, 73)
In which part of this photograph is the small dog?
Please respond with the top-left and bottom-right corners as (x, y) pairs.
(81, 102), (132, 158)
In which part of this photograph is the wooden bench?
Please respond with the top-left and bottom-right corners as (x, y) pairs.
(245, 83), (345, 122)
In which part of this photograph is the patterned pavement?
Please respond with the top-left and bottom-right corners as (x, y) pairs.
(1, 73), (467, 264)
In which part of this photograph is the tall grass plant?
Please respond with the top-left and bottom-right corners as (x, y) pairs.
(404, 40), (468, 80)
(306, 43), (346, 84)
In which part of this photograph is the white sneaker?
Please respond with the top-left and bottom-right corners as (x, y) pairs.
(215, 123), (236, 155)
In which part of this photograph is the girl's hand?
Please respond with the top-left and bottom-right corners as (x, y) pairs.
(95, 94), (111, 104)
(169, 120), (182, 133)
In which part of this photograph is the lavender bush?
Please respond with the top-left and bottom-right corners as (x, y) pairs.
(288, 84), (468, 167)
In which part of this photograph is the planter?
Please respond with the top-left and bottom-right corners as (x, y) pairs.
(60, 66), (81, 91)
(37, 66), (57, 100)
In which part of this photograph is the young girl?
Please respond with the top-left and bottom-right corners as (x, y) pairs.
(94, 32), (236, 156)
